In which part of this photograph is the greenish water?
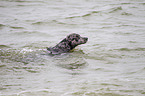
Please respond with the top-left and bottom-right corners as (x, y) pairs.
(0, 0), (145, 96)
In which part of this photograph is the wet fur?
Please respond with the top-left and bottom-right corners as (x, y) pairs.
(47, 33), (88, 54)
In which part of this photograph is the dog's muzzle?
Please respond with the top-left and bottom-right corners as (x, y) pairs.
(84, 37), (88, 41)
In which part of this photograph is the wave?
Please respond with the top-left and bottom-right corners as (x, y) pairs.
(64, 6), (131, 19)
(0, 48), (45, 64)
(0, 45), (11, 48)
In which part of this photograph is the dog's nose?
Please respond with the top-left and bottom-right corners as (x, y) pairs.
(84, 37), (88, 41)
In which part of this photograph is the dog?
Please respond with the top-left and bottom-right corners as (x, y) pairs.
(47, 33), (88, 54)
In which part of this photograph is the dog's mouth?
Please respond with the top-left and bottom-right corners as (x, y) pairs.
(84, 37), (88, 41)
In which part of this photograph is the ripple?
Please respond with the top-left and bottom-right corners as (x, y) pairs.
(56, 57), (87, 70)
(101, 83), (122, 87)
(65, 11), (100, 19)
(10, 26), (24, 29)
(115, 48), (145, 51)
(0, 64), (6, 68)
(16, 89), (59, 96)
(32, 21), (48, 25)
(13, 66), (40, 73)
(26, 69), (39, 73)
(109, 6), (122, 13)
(0, 48), (44, 64)
(32, 20), (76, 26)
(13, 31), (51, 38)
(121, 12), (132, 16)
(0, 24), (5, 27)
(14, 31), (40, 35)
(139, 2), (145, 5)
(0, 45), (11, 48)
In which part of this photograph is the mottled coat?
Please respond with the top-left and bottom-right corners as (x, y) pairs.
(47, 33), (88, 54)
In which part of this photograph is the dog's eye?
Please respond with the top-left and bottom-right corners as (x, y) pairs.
(76, 36), (80, 39)
(72, 38), (75, 41)
(75, 38), (78, 42)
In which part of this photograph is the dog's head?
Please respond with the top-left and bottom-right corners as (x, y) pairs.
(66, 33), (88, 49)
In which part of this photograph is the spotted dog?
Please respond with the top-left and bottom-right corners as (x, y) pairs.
(47, 33), (88, 54)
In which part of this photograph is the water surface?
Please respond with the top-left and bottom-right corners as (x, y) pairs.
(0, 0), (145, 96)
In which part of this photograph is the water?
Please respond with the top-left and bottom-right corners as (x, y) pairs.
(0, 0), (145, 96)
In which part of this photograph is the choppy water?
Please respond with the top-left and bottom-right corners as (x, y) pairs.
(0, 0), (145, 96)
